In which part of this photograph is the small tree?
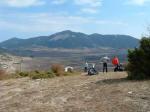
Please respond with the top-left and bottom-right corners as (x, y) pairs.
(51, 64), (64, 76)
(127, 37), (150, 80)
(0, 69), (6, 80)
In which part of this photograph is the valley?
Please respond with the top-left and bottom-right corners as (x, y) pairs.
(0, 48), (127, 72)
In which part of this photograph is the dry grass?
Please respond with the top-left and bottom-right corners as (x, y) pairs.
(0, 72), (149, 112)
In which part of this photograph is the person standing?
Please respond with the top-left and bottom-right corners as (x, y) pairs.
(100, 56), (110, 73)
(84, 62), (88, 72)
(112, 56), (119, 71)
(92, 63), (95, 68)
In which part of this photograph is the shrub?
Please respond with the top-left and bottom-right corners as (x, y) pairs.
(46, 71), (56, 78)
(15, 70), (56, 79)
(0, 69), (13, 80)
(13, 71), (29, 78)
(127, 37), (150, 80)
(30, 72), (44, 79)
(19, 72), (29, 77)
(51, 64), (65, 76)
(0, 69), (7, 80)
(29, 70), (56, 79)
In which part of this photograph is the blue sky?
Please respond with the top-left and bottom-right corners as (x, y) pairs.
(0, 0), (150, 42)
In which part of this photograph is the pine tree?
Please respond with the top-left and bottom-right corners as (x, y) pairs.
(127, 37), (150, 80)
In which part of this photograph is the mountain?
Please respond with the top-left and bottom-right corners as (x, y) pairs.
(0, 30), (139, 49)
(0, 47), (10, 54)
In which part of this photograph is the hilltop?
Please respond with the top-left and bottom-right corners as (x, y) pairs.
(0, 72), (149, 112)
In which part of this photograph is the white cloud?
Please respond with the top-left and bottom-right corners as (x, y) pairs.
(81, 8), (98, 14)
(50, 0), (102, 14)
(74, 0), (102, 7)
(0, 0), (45, 7)
(51, 0), (66, 5)
(74, 0), (102, 14)
(0, 12), (127, 33)
(126, 0), (150, 6)
(0, 0), (101, 14)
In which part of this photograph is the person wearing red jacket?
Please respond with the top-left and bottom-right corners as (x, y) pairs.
(112, 56), (119, 71)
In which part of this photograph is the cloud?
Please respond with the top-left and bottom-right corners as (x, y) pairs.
(81, 8), (98, 14)
(126, 0), (150, 6)
(74, 0), (102, 7)
(0, 13), (89, 32)
(0, 12), (127, 33)
(0, 0), (101, 14)
(0, 0), (45, 7)
(51, 0), (66, 5)
(50, 0), (102, 14)
(74, 0), (102, 14)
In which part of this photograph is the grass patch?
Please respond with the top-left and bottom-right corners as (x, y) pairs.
(30, 70), (56, 79)
(15, 70), (79, 80)
(0, 64), (80, 80)
(15, 70), (56, 79)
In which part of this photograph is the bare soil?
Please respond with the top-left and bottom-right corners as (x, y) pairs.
(0, 72), (150, 112)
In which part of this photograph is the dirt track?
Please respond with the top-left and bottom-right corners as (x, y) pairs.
(0, 72), (150, 112)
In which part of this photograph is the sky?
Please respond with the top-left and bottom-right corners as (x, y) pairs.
(0, 0), (150, 42)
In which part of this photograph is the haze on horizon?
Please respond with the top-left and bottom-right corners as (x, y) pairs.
(0, 0), (150, 42)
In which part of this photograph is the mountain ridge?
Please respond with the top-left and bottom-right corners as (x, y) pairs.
(0, 30), (139, 49)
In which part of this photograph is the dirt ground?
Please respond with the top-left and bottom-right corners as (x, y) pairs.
(0, 72), (150, 112)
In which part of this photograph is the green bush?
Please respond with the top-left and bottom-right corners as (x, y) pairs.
(19, 72), (29, 77)
(29, 70), (56, 79)
(127, 37), (150, 80)
(16, 70), (56, 79)
(13, 65), (78, 80)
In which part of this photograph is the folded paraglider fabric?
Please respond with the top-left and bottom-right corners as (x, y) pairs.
(100, 56), (110, 63)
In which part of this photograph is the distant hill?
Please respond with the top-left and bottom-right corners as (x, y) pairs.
(0, 30), (139, 49)
(0, 47), (9, 54)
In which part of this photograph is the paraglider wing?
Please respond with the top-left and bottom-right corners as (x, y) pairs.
(100, 56), (110, 63)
